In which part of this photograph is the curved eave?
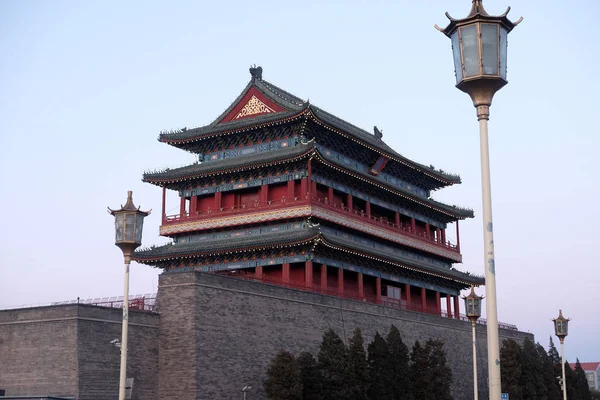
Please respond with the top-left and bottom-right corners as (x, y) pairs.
(134, 229), (321, 264)
(306, 107), (461, 188)
(143, 142), (315, 186)
(317, 235), (484, 287)
(159, 110), (305, 147)
(312, 149), (474, 220)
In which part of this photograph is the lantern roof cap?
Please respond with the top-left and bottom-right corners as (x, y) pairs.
(552, 309), (571, 323)
(108, 190), (151, 216)
(435, 0), (523, 37)
(463, 285), (483, 300)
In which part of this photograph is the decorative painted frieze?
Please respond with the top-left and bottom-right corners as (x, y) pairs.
(200, 137), (299, 163)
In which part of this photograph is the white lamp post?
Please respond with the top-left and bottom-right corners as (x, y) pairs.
(553, 309), (570, 400)
(108, 191), (151, 400)
(464, 287), (484, 400)
(436, 2), (522, 399)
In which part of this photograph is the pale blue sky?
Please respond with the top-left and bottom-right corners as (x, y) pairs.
(1, 0), (598, 361)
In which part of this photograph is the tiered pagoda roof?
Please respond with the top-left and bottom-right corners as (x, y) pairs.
(134, 226), (484, 288)
(156, 66), (463, 192)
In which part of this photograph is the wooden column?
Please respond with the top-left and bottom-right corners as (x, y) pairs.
(446, 295), (452, 318)
(366, 201), (371, 218)
(214, 192), (222, 210)
(395, 212), (400, 228)
(376, 277), (382, 304)
(305, 260), (313, 288)
(337, 268), (344, 295)
(346, 194), (353, 211)
(411, 217), (416, 233)
(327, 186), (334, 203)
(255, 266), (263, 280)
(179, 196), (186, 216)
(300, 178), (308, 198)
(161, 186), (166, 223)
(454, 296), (460, 319)
(435, 291), (441, 315)
(320, 264), (327, 292)
(456, 221), (461, 251)
(282, 263), (290, 284)
(421, 288), (427, 312)
(287, 179), (295, 199)
(357, 272), (364, 299)
(190, 196), (198, 216)
(441, 229), (446, 244)
(405, 284), (411, 308)
(436, 228), (442, 242)
(307, 159), (312, 197)
(311, 181), (318, 196)
(261, 184), (269, 203)
(425, 223), (431, 239)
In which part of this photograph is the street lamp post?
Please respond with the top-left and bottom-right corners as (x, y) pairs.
(553, 310), (570, 400)
(242, 385), (253, 400)
(108, 191), (151, 400)
(464, 287), (484, 400)
(436, 2), (522, 400)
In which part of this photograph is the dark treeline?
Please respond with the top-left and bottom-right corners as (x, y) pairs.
(264, 325), (453, 400)
(501, 336), (592, 400)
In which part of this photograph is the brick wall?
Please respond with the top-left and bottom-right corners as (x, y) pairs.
(0, 304), (159, 400)
(158, 271), (533, 400)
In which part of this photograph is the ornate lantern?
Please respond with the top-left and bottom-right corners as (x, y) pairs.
(436, 0), (522, 115)
(463, 286), (483, 324)
(553, 309), (570, 343)
(108, 191), (151, 263)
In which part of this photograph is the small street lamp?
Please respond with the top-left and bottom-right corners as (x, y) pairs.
(553, 309), (570, 400)
(108, 191), (151, 400)
(242, 385), (253, 400)
(435, 2), (522, 400)
(464, 286), (483, 400)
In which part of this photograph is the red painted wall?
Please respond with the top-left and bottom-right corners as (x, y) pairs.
(222, 192), (235, 208)
(197, 196), (213, 212)
(237, 188), (259, 206)
(289, 264), (305, 285)
(268, 183), (287, 202)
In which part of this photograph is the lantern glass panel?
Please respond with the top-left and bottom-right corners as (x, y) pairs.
(466, 299), (474, 315)
(555, 321), (562, 335)
(451, 31), (463, 83)
(473, 298), (481, 315)
(460, 25), (479, 77)
(500, 27), (508, 79)
(481, 24), (499, 75)
(115, 214), (124, 242)
(135, 214), (144, 244)
(562, 320), (568, 335)
(125, 214), (135, 242)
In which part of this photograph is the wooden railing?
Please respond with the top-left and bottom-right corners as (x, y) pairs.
(163, 195), (458, 252)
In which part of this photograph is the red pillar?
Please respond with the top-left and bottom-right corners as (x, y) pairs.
(214, 192), (222, 210)
(261, 184), (269, 203)
(287, 179), (295, 199)
(320, 264), (327, 292)
(366, 201), (371, 218)
(436, 228), (442, 242)
(190, 196), (198, 216)
(395, 212), (400, 228)
(255, 266), (263, 280)
(441, 229), (446, 244)
(421, 288), (427, 312)
(358, 272), (364, 299)
(337, 268), (344, 295)
(405, 284), (411, 309)
(346, 194), (353, 211)
(161, 186), (166, 223)
(307, 159), (312, 197)
(435, 291), (441, 315)
(456, 221), (461, 251)
(300, 178), (308, 198)
(411, 217), (416, 233)
(282, 263), (290, 284)
(376, 277), (382, 304)
(327, 186), (334, 203)
(305, 260), (313, 288)
(179, 196), (186, 216)
(311, 181), (317, 196)
(454, 296), (460, 319)
(446, 295), (452, 318)
(425, 223), (431, 239)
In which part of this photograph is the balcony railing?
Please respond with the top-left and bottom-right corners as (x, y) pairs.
(226, 271), (518, 331)
(163, 195), (458, 252)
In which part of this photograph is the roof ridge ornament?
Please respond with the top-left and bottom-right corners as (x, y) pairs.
(249, 64), (263, 81)
(373, 126), (383, 140)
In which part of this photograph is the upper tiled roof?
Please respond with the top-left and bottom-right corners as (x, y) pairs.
(568, 362), (600, 372)
(157, 68), (461, 186)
